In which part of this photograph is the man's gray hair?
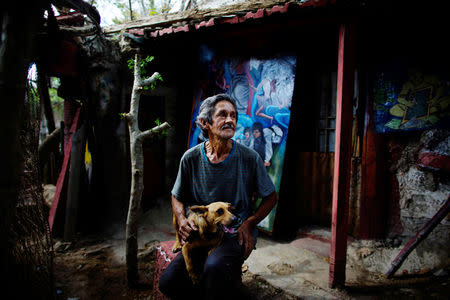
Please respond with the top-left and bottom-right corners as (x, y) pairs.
(195, 93), (238, 138)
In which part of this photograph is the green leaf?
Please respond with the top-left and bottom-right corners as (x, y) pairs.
(127, 59), (134, 70)
(155, 118), (161, 126)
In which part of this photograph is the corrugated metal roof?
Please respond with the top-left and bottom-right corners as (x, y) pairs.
(105, 0), (336, 39)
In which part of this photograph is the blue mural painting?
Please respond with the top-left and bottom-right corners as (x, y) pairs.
(373, 65), (450, 133)
(188, 45), (297, 233)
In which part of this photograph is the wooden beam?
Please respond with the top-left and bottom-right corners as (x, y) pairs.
(329, 21), (356, 288)
(48, 106), (81, 231)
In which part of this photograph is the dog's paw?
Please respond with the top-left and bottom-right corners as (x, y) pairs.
(172, 245), (182, 253)
(190, 274), (201, 285)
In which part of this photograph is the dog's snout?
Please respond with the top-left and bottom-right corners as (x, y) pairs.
(230, 215), (238, 226)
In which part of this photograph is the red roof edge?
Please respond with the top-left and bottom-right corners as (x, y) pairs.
(138, 0), (335, 39)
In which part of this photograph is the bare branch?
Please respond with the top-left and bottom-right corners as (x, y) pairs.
(138, 121), (170, 140)
(141, 72), (161, 87)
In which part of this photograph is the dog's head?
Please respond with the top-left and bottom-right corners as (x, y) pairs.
(190, 202), (237, 227)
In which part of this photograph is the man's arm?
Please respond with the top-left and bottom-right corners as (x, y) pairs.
(237, 191), (278, 259)
(171, 195), (198, 241)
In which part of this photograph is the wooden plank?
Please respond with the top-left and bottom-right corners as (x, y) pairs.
(48, 107), (81, 231)
(329, 21), (356, 288)
(359, 79), (386, 239)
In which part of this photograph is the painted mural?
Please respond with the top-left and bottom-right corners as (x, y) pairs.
(373, 65), (450, 133)
(188, 45), (297, 233)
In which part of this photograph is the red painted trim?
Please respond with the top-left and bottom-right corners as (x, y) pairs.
(195, 18), (215, 30)
(128, 29), (144, 36)
(48, 107), (81, 231)
(239, 9), (266, 22)
(266, 3), (290, 16)
(142, 1), (337, 37)
(218, 16), (240, 25)
(174, 25), (190, 33)
(329, 21), (356, 288)
(159, 27), (174, 36)
(255, 8), (265, 19)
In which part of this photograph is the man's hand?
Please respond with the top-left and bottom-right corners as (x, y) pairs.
(178, 216), (198, 242)
(238, 191), (278, 260)
(172, 195), (198, 242)
(237, 219), (255, 260)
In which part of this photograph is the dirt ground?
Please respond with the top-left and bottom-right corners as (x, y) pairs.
(53, 232), (450, 300)
(53, 234), (300, 300)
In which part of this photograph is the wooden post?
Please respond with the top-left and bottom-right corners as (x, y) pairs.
(359, 73), (387, 239)
(64, 123), (87, 240)
(329, 21), (356, 288)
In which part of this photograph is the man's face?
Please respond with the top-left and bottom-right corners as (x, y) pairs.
(206, 100), (237, 140)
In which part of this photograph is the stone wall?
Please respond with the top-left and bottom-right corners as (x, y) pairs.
(349, 129), (450, 275)
(391, 129), (450, 241)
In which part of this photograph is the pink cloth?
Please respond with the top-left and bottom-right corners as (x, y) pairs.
(153, 241), (180, 300)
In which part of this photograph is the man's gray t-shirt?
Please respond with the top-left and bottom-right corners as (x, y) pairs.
(171, 141), (275, 224)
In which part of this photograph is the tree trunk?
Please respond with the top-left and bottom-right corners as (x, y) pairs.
(0, 3), (47, 297)
(124, 54), (170, 287)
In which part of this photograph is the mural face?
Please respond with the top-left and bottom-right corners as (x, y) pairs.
(373, 64), (450, 133)
(188, 45), (297, 232)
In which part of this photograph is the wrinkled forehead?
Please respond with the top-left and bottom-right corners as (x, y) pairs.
(213, 100), (236, 114)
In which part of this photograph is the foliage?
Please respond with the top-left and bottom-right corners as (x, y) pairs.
(127, 55), (163, 90)
(124, 55), (166, 139)
(48, 78), (64, 124)
(154, 118), (169, 139)
(26, 80), (40, 119)
(111, 0), (177, 24)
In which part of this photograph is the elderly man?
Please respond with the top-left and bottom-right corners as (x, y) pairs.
(159, 94), (278, 299)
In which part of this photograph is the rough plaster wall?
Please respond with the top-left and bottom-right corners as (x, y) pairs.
(349, 129), (450, 275)
(395, 129), (450, 238)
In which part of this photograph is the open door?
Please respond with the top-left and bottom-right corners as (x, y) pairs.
(297, 70), (336, 227)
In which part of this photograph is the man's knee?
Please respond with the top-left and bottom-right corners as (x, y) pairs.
(203, 256), (241, 287)
(158, 268), (172, 296)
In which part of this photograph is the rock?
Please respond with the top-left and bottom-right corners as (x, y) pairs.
(84, 245), (111, 257)
(433, 268), (448, 277)
(267, 262), (294, 275)
(54, 241), (72, 253)
(357, 248), (373, 258)
(138, 246), (156, 261)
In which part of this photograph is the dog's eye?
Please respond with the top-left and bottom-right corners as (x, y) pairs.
(216, 208), (224, 215)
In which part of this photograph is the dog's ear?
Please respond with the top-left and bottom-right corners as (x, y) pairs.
(190, 205), (208, 214)
(227, 203), (236, 212)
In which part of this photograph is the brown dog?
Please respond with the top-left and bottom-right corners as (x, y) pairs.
(172, 201), (237, 284)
